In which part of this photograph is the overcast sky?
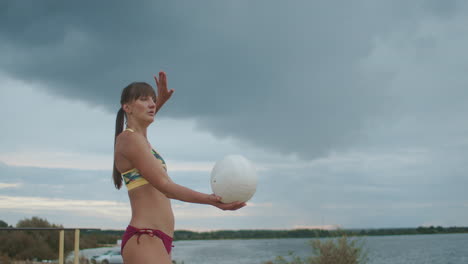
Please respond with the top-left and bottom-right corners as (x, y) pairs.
(1, 0), (468, 231)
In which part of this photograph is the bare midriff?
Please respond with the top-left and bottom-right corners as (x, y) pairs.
(127, 184), (175, 237)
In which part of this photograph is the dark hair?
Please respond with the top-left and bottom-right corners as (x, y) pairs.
(113, 82), (156, 189)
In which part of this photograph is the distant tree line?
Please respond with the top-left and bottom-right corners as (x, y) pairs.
(1, 216), (468, 262)
(174, 229), (333, 240)
(172, 226), (468, 240)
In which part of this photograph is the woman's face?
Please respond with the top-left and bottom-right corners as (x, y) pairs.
(126, 95), (157, 124)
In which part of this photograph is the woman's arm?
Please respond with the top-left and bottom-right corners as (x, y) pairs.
(163, 179), (246, 210)
(121, 132), (245, 211)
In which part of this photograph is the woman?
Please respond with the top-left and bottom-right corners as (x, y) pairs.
(113, 72), (246, 264)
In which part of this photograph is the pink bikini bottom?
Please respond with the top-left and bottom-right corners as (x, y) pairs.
(121, 225), (174, 255)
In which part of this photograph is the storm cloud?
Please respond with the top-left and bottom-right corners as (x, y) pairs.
(3, 0), (467, 159)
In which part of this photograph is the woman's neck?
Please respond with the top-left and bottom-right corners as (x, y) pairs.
(126, 121), (149, 138)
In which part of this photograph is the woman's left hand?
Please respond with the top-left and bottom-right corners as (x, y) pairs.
(208, 194), (247, 211)
(154, 71), (175, 112)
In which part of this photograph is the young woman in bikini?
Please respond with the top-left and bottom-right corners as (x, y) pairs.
(113, 72), (246, 264)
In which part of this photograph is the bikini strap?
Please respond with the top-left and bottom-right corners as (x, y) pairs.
(135, 228), (154, 244)
(124, 128), (135, 132)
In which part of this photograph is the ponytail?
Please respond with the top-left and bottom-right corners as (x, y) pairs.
(112, 108), (125, 189)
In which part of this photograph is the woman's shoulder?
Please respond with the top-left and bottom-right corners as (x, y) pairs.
(115, 130), (141, 150)
(115, 130), (145, 152)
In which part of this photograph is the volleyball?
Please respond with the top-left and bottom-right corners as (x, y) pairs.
(210, 155), (257, 203)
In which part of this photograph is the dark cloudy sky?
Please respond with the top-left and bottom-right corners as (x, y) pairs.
(1, 0), (468, 230)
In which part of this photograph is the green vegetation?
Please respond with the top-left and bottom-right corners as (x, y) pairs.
(0, 220), (8, 228)
(264, 236), (368, 264)
(0, 217), (65, 261)
(0, 217), (121, 262)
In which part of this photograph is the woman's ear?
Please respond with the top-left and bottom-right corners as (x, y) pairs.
(123, 103), (131, 114)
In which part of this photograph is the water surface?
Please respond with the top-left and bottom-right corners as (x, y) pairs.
(81, 233), (468, 264)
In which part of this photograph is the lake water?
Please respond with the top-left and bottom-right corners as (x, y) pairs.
(80, 233), (468, 264)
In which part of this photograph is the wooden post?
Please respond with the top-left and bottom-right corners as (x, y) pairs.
(59, 229), (65, 264)
(74, 229), (80, 264)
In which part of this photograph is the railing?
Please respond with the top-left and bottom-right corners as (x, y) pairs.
(0, 227), (100, 264)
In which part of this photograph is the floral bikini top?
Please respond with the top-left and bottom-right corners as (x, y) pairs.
(121, 128), (167, 191)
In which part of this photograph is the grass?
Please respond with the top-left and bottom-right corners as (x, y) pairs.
(264, 235), (368, 264)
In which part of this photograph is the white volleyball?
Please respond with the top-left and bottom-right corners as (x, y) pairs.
(210, 155), (258, 203)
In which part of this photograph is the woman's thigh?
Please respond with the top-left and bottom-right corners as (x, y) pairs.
(122, 234), (172, 264)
